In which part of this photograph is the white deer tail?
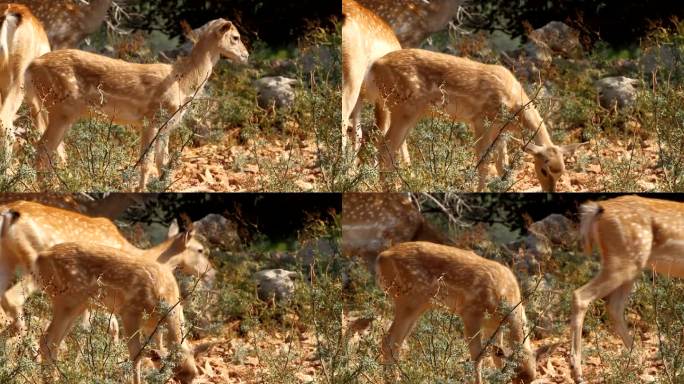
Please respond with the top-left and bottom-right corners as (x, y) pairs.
(0, 12), (19, 65)
(579, 201), (603, 256)
(0, 209), (19, 237)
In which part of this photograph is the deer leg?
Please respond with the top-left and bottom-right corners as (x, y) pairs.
(122, 313), (144, 384)
(40, 300), (87, 370)
(463, 311), (485, 384)
(1, 275), (38, 334)
(138, 124), (156, 191)
(570, 267), (639, 383)
(493, 136), (509, 177)
(0, 256), (17, 323)
(35, 111), (75, 175)
(606, 279), (636, 349)
(154, 132), (170, 178)
(349, 94), (364, 156)
(377, 110), (419, 183)
(342, 53), (364, 154)
(474, 134), (492, 192)
(381, 298), (429, 365)
(482, 318), (505, 369)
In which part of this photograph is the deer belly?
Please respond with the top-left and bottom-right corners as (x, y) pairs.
(649, 239), (684, 278)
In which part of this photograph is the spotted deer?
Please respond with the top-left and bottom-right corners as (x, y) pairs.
(0, 3), (50, 161)
(377, 242), (537, 383)
(341, 193), (448, 272)
(364, 48), (583, 192)
(16, 0), (112, 49)
(357, 0), (465, 47)
(24, 18), (249, 190)
(571, 195), (684, 382)
(342, 0), (408, 163)
(36, 239), (198, 384)
(0, 200), (215, 335)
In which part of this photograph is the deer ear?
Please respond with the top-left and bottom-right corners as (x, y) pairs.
(168, 219), (180, 238)
(167, 231), (191, 254)
(560, 142), (588, 156)
(220, 20), (234, 34)
(511, 137), (545, 156)
(522, 142), (546, 156)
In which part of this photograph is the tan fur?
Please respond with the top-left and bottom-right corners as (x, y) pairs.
(16, 0), (111, 49)
(376, 242), (536, 383)
(0, 3), (49, 159)
(24, 18), (249, 190)
(342, 0), (408, 163)
(571, 195), (684, 382)
(357, 0), (464, 47)
(0, 200), (214, 334)
(364, 48), (583, 192)
(341, 193), (448, 271)
(36, 240), (197, 384)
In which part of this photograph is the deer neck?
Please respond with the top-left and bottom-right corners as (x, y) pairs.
(175, 38), (220, 97)
(531, 123), (554, 147)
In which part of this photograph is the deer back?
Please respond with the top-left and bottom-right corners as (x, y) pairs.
(0, 200), (130, 267)
(376, 242), (522, 315)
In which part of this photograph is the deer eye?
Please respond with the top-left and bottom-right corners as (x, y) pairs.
(232, 35), (239, 42)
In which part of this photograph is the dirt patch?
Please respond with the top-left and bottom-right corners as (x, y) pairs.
(170, 133), (324, 192)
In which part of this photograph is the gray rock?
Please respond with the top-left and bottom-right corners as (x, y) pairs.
(528, 21), (582, 58)
(300, 46), (334, 73)
(529, 213), (578, 245)
(297, 237), (337, 265)
(253, 76), (298, 110)
(193, 213), (242, 250)
(596, 76), (639, 111)
(522, 214), (578, 261)
(253, 269), (298, 303)
(640, 45), (680, 74)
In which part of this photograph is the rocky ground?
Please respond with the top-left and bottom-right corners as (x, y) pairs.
(188, 324), (320, 384)
(532, 328), (661, 383)
(170, 132), (323, 192)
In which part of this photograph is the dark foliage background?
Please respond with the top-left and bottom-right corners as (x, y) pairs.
(471, 0), (684, 47)
(421, 193), (684, 234)
(130, 0), (341, 47)
(118, 193), (340, 243)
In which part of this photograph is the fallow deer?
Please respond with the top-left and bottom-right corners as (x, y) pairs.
(36, 238), (198, 384)
(342, 0), (408, 163)
(341, 192), (448, 271)
(357, 0), (465, 47)
(0, 200), (214, 335)
(377, 241), (537, 383)
(24, 18), (249, 190)
(0, 3), (50, 161)
(571, 195), (684, 382)
(16, 0), (113, 49)
(364, 48), (584, 192)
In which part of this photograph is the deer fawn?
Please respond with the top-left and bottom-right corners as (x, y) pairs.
(24, 18), (249, 190)
(342, 193), (447, 271)
(0, 3), (50, 161)
(0, 200), (214, 335)
(364, 48), (583, 192)
(35, 238), (198, 384)
(342, 0), (408, 163)
(571, 195), (684, 382)
(16, 0), (112, 49)
(377, 242), (537, 383)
